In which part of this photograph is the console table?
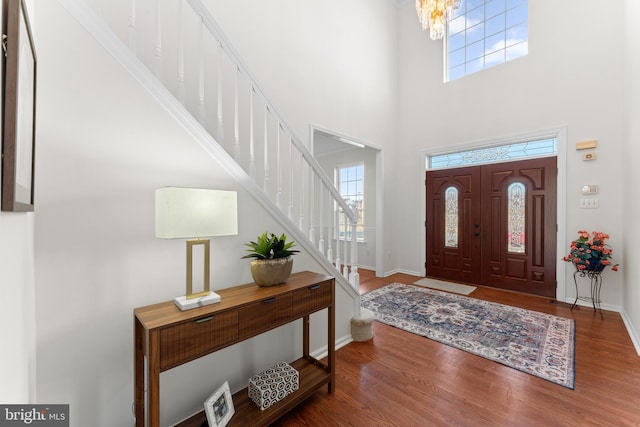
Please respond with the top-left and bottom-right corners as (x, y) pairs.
(134, 271), (335, 427)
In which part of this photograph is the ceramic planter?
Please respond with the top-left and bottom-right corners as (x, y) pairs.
(250, 256), (293, 286)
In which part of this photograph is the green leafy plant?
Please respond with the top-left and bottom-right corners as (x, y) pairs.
(242, 231), (299, 260)
(562, 230), (619, 272)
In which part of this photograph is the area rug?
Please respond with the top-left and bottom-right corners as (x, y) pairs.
(413, 277), (477, 295)
(361, 283), (575, 389)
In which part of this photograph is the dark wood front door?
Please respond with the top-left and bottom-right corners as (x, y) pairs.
(426, 157), (557, 297)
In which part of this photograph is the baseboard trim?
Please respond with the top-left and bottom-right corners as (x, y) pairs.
(382, 268), (422, 278)
(561, 297), (621, 313)
(310, 333), (353, 360)
(620, 309), (640, 356)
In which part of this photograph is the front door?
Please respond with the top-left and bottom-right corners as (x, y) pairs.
(426, 157), (557, 297)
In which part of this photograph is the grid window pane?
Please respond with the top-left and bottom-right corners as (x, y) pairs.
(466, 6), (485, 28)
(449, 15), (466, 36)
(485, 32), (505, 54)
(466, 0), (485, 11)
(506, 4), (527, 27)
(449, 64), (466, 81)
(507, 22), (528, 45)
(446, 0), (528, 81)
(485, 13), (506, 37)
(336, 163), (365, 241)
(466, 39), (485, 61)
(449, 47), (466, 67)
(467, 57), (485, 74)
(485, 0), (505, 19)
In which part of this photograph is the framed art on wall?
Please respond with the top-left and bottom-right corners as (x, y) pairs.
(2, 0), (37, 212)
(204, 381), (235, 427)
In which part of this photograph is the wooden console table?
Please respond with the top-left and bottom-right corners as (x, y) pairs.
(134, 271), (335, 427)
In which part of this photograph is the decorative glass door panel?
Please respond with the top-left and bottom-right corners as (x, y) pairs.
(507, 182), (526, 253)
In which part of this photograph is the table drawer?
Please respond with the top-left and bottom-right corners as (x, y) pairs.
(159, 310), (238, 370)
(292, 280), (333, 317)
(238, 293), (293, 339)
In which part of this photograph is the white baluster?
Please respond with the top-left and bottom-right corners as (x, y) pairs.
(318, 183), (324, 256)
(288, 137), (294, 221)
(343, 211), (349, 278)
(153, 0), (162, 81)
(309, 175), (315, 245)
(197, 17), (206, 126)
(299, 154), (305, 231)
(216, 41), (224, 143)
(128, 0), (136, 54)
(233, 66), (240, 162)
(263, 105), (270, 195)
(276, 124), (282, 209)
(342, 211), (349, 280)
(334, 207), (341, 272)
(349, 206), (360, 289)
(249, 87), (255, 179)
(177, 0), (185, 104)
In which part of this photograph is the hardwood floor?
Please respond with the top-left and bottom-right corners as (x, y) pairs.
(274, 270), (640, 426)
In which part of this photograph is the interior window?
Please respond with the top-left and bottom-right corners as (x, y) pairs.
(336, 163), (365, 241)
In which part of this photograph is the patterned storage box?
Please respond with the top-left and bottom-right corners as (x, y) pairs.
(248, 361), (299, 410)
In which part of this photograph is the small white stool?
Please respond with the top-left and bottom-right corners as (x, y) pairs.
(351, 308), (375, 341)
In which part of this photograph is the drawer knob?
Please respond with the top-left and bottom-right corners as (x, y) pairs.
(262, 297), (277, 304)
(309, 285), (320, 290)
(195, 315), (214, 324)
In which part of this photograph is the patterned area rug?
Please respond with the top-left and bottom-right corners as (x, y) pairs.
(361, 283), (575, 389)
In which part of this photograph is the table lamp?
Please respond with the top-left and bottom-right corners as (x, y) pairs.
(155, 187), (238, 310)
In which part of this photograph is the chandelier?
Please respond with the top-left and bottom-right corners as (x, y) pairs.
(415, 0), (461, 40)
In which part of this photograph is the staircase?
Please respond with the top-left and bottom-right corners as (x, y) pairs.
(60, 0), (364, 314)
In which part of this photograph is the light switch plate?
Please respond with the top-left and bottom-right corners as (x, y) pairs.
(580, 198), (599, 209)
(581, 185), (599, 194)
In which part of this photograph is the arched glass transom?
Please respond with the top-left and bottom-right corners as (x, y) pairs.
(445, 186), (458, 248)
(507, 182), (526, 253)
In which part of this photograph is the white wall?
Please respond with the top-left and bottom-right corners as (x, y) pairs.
(623, 0), (640, 353)
(0, 0), (37, 403)
(201, 0), (400, 274)
(396, 0), (627, 307)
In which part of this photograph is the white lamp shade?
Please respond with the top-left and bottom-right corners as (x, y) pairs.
(155, 187), (238, 239)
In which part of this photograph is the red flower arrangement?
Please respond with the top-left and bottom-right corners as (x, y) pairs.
(562, 230), (619, 272)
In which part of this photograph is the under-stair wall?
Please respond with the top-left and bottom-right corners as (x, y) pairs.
(65, 0), (364, 300)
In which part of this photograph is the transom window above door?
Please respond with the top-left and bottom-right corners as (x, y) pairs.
(428, 136), (556, 170)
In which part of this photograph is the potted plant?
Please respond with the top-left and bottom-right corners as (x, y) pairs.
(562, 230), (619, 273)
(242, 231), (299, 286)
